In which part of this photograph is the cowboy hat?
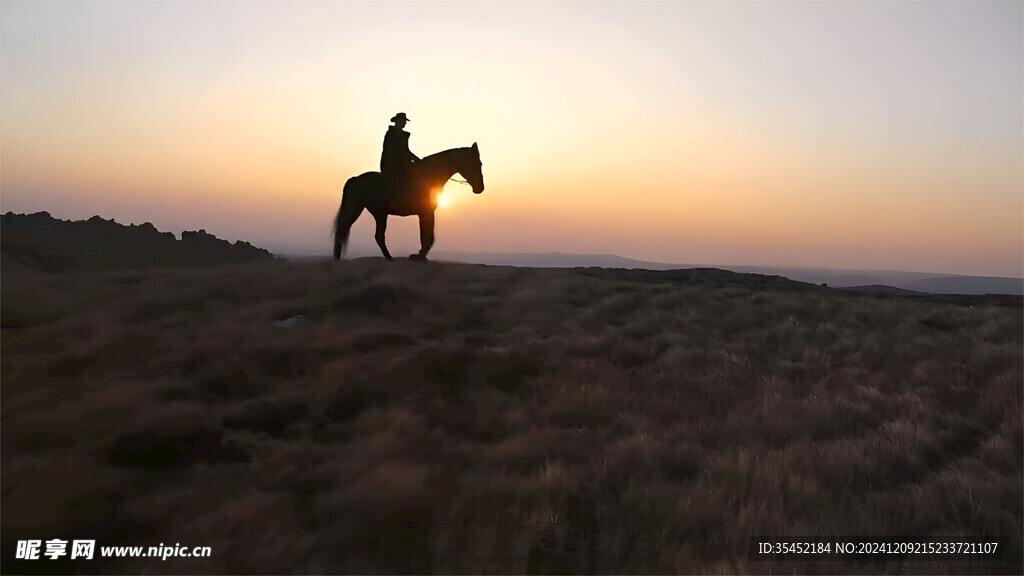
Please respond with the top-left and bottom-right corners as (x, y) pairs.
(390, 112), (410, 123)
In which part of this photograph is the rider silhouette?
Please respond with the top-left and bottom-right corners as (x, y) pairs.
(381, 112), (420, 208)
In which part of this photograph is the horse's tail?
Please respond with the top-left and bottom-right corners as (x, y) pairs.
(333, 176), (365, 260)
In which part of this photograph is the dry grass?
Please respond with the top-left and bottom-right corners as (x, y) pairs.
(2, 258), (1021, 574)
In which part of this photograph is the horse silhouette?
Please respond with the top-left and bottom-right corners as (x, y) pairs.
(333, 143), (484, 261)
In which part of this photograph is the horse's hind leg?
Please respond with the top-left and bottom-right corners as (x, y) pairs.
(372, 211), (393, 261)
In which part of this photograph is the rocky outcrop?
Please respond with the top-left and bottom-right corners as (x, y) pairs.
(1, 212), (275, 272)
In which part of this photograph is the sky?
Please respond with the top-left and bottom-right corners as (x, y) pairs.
(2, 0), (1021, 277)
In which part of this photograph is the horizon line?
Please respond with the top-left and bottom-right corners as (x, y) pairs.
(277, 249), (1024, 281)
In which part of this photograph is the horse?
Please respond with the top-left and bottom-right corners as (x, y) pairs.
(333, 143), (484, 261)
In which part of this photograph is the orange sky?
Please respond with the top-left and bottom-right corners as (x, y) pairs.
(2, 1), (1021, 276)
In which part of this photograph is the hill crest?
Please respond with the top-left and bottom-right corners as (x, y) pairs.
(427, 250), (1023, 296)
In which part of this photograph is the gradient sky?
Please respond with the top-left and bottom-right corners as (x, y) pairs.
(2, 1), (1021, 276)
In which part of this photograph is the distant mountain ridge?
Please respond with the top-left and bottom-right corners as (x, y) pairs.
(429, 251), (1023, 296)
(1, 212), (275, 273)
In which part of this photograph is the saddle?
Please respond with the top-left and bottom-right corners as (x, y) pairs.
(383, 171), (417, 212)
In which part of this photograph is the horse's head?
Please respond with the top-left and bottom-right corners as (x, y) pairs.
(461, 143), (485, 194)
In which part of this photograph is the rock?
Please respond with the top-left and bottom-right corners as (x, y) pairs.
(271, 315), (310, 330)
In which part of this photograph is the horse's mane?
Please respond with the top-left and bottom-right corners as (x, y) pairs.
(420, 146), (471, 164)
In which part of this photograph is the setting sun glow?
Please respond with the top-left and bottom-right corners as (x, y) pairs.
(1, 1), (1020, 276)
(436, 188), (452, 210)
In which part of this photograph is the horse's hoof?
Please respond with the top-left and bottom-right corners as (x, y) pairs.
(408, 254), (426, 262)
(385, 256), (394, 261)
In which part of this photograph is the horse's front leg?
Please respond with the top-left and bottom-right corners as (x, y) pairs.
(409, 211), (435, 261)
(372, 211), (393, 261)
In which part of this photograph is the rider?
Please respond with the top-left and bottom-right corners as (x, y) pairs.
(380, 112), (420, 208)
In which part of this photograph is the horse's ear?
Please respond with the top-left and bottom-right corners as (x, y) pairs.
(472, 142), (478, 151)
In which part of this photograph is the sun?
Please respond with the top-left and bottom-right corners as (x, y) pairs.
(436, 190), (451, 209)
(436, 186), (453, 209)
